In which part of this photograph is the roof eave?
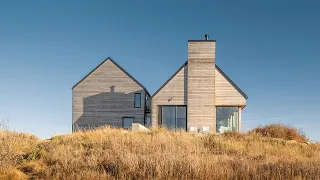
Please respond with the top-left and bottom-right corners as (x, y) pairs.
(151, 61), (188, 98)
(72, 57), (110, 89)
(215, 65), (248, 100)
(72, 57), (150, 95)
(151, 61), (248, 100)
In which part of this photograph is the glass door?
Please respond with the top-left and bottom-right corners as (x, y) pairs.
(176, 106), (187, 129)
(161, 106), (187, 130)
(162, 106), (176, 129)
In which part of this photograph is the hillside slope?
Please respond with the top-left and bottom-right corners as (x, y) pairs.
(0, 126), (320, 179)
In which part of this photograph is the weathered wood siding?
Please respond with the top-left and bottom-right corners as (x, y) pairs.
(187, 41), (216, 132)
(151, 61), (246, 130)
(151, 65), (188, 128)
(215, 68), (246, 106)
(72, 60), (145, 129)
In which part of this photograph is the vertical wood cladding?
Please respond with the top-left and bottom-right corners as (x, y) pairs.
(187, 41), (216, 132)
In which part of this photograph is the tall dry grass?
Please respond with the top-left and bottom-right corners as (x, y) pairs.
(0, 125), (319, 179)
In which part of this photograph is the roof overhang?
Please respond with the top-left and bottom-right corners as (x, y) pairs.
(151, 61), (248, 100)
(72, 57), (150, 96)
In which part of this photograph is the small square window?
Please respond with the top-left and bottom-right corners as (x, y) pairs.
(123, 117), (134, 129)
(134, 93), (141, 108)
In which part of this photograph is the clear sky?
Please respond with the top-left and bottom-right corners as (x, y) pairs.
(1, 0), (319, 141)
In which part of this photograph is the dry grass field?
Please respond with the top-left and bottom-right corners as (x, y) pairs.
(0, 124), (319, 180)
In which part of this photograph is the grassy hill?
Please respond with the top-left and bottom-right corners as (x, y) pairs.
(0, 124), (319, 179)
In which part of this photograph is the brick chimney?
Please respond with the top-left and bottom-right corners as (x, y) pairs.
(187, 35), (216, 132)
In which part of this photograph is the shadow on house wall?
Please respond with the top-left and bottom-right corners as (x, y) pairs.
(74, 86), (145, 130)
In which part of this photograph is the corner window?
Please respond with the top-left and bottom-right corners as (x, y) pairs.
(123, 117), (134, 129)
(216, 106), (239, 133)
(134, 93), (141, 108)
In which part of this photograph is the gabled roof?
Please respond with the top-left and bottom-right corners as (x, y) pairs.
(72, 57), (150, 96)
(215, 65), (248, 99)
(151, 61), (188, 98)
(151, 61), (248, 99)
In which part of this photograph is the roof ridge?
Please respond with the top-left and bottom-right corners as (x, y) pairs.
(151, 61), (248, 99)
(72, 57), (150, 96)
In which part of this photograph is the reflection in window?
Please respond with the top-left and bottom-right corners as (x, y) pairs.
(176, 106), (186, 129)
(216, 107), (239, 133)
(134, 93), (141, 108)
(161, 106), (187, 130)
(145, 116), (151, 128)
(162, 106), (175, 129)
(123, 117), (134, 129)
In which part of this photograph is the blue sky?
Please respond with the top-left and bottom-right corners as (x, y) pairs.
(1, 0), (319, 141)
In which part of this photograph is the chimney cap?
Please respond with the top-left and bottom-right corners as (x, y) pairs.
(188, 34), (216, 42)
(205, 34), (209, 40)
(188, 40), (216, 42)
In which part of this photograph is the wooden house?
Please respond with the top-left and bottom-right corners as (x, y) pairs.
(72, 36), (247, 133)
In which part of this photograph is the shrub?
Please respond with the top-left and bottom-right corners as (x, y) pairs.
(248, 124), (308, 143)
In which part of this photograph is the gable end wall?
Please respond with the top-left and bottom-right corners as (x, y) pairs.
(72, 60), (145, 129)
(215, 68), (247, 106)
(151, 63), (246, 130)
(151, 65), (188, 128)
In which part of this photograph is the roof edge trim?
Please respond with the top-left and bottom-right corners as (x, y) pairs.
(72, 57), (110, 89)
(215, 65), (248, 99)
(151, 61), (188, 98)
(151, 61), (248, 100)
(188, 40), (216, 42)
(72, 57), (150, 96)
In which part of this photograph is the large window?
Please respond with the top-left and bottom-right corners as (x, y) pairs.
(134, 93), (141, 108)
(216, 106), (239, 133)
(161, 106), (187, 130)
(176, 106), (187, 129)
(162, 106), (175, 129)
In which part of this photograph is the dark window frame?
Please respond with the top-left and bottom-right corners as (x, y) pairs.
(134, 93), (141, 108)
(215, 106), (240, 133)
(161, 105), (187, 131)
(122, 117), (134, 129)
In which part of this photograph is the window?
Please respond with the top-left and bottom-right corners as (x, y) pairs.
(161, 105), (187, 130)
(123, 117), (134, 129)
(176, 106), (187, 129)
(134, 93), (141, 108)
(216, 106), (239, 133)
(162, 106), (176, 129)
(146, 116), (151, 128)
